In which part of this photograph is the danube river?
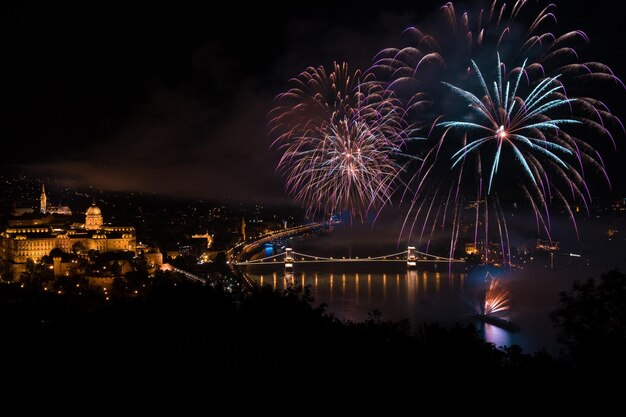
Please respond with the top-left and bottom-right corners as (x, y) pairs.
(242, 216), (626, 353)
(245, 265), (564, 352)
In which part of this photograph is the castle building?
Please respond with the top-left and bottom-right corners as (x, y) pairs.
(1, 191), (136, 279)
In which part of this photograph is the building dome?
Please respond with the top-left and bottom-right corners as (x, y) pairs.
(86, 204), (101, 216)
(85, 203), (103, 230)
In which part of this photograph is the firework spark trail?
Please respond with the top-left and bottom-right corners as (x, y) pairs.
(270, 62), (412, 220)
(270, 1), (622, 258)
(373, 0), (624, 105)
(433, 54), (602, 259)
(370, 1), (623, 263)
(481, 272), (511, 316)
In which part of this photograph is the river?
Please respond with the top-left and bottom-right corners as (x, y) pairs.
(243, 216), (626, 353)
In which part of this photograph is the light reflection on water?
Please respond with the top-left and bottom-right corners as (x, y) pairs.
(252, 269), (466, 324)
(248, 267), (540, 351)
(482, 323), (512, 347)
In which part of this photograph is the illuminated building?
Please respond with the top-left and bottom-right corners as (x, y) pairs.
(85, 202), (104, 230)
(1, 189), (136, 279)
(536, 239), (559, 252)
(47, 205), (72, 215)
(13, 183), (72, 216)
(465, 242), (479, 255)
(191, 232), (213, 249)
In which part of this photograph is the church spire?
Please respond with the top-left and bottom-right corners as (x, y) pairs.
(40, 183), (47, 214)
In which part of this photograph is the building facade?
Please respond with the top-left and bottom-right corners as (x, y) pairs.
(1, 200), (136, 279)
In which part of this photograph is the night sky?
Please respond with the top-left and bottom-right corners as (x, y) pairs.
(1, 0), (623, 201)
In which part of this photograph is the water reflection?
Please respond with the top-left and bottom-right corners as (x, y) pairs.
(246, 265), (600, 351)
(285, 272), (294, 288)
(407, 270), (417, 312)
(396, 274), (400, 300)
(247, 268), (533, 349)
(253, 270), (474, 296)
(250, 269), (467, 323)
(482, 323), (512, 348)
(382, 274), (387, 302)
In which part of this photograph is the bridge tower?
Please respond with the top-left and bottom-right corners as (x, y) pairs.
(285, 247), (294, 271)
(407, 246), (417, 269)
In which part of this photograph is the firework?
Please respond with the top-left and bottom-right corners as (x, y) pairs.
(371, 1), (623, 262)
(482, 272), (511, 316)
(465, 272), (511, 316)
(440, 54), (602, 229)
(270, 62), (409, 220)
(371, 0), (623, 120)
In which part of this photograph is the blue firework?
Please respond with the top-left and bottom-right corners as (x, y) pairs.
(439, 54), (581, 194)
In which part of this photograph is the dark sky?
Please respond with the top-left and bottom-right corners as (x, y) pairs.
(0, 0), (624, 202)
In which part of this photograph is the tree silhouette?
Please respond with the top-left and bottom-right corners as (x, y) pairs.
(49, 248), (65, 258)
(551, 270), (626, 370)
(71, 241), (86, 255)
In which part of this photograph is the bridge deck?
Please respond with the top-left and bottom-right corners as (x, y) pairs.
(236, 258), (463, 266)
(233, 238), (463, 267)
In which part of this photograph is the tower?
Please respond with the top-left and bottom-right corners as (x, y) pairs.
(285, 247), (294, 271)
(407, 246), (417, 269)
(241, 217), (246, 241)
(40, 184), (47, 214)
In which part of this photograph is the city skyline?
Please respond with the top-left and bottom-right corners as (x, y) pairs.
(0, 1), (625, 398)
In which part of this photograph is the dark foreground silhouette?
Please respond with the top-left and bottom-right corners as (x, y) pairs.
(1, 269), (624, 400)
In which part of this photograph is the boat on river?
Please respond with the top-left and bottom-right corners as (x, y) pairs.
(474, 314), (521, 332)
